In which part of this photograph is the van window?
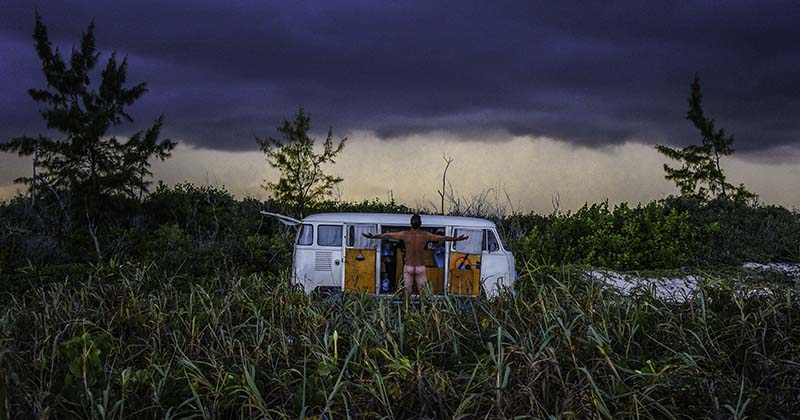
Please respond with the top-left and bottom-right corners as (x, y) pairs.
(348, 225), (377, 249)
(297, 224), (313, 245)
(484, 229), (500, 252)
(318, 225), (343, 247)
(453, 229), (483, 254)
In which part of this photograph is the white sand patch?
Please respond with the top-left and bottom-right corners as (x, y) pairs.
(585, 270), (701, 302)
(586, 263), (799, 302)
(742, 262), (800, 278)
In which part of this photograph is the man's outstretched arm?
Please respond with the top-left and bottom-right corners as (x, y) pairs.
(428, 232), (468, 242)
(362, 231), (405, 240)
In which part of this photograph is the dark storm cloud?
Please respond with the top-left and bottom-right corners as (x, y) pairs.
(1, 1), (798, 155)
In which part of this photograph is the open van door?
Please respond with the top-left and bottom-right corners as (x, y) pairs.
(344, 224), (379, 293)
(449, 228), (482, 295)
(450, 227), (508, 297)
(259, 211), (301, 226)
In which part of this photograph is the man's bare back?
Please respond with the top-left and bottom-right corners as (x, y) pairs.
(392, 230), (434, 266)
(363, 214), (467, 296)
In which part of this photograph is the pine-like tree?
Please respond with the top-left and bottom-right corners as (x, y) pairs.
(257, 108), (346, 217)
(0, 13), (175, 207)
(656, 74), (754, 201)
(0, 13), (175, 259)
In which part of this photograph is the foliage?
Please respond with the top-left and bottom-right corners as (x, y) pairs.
(140, 182), (293, 276)
(138, 224), (192, 269)
(1, 267), (798, 418)
(257, 107), (346, 218)
(661, 195), (800, 266)
(509, 196), (800, 270)
(516, 201), (701, 270)
(655, 74), (753, 202)
(318, 196), (414, 214)
(0, 13), (174, 207)
(2, 183), (798, 279)
(59, 332), (113, 401)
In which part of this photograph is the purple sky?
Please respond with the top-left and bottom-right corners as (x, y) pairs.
(2, 1), (800, 211)
(1, 1), (799, 159)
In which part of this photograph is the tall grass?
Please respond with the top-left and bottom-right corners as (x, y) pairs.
(1, 264), (798, 418)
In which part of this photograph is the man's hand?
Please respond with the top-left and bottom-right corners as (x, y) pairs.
(456, 234), (468, 241)
(362, 232), (375, 239)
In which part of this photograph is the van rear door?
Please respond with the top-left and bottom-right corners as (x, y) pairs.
(259, 211), (301, 226)
(344, 224), (379, 293)
(449, 228), (483, 295)
(450, 227), (508, 296)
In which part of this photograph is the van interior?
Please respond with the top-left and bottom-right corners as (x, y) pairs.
(343, 225), (485, 296)
(376, 226), (448, 295)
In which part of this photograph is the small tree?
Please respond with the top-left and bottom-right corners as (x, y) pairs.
(257, 108), (346, 217)
(1, 13), (174, 203)
(0, 13), (175, 259)
(656, 74), (754, 202)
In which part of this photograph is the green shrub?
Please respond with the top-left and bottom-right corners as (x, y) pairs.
(138, 224), (192, 269)
(59, 332), (113, 399)
(662, 195), (800, 265)
(517, 201), (702, 270)
(510, 196), (800, 269)
(243, 233), (291, 273)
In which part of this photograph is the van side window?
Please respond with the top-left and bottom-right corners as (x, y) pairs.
(347, 226), (354, 247)
(453, 228), (483, 254)
(318, 225), (343, 247)
(297, 224), (313, 246)
(348, 225), (377, 248)
(484, 229), (500, 252)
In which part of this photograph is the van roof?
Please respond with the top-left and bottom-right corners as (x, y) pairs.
(302, 213), (496, 228)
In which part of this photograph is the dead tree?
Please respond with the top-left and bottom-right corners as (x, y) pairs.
(437, 154), (454, 215)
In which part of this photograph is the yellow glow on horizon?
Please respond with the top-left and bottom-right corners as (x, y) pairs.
(2, 132), (799, 212)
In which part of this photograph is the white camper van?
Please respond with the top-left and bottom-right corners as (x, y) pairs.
(262, 212), (516, 297)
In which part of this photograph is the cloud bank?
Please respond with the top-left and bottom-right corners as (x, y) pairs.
(0, 1), (798, 157)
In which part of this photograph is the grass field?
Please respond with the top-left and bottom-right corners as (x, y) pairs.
(1, 264), (799, 419)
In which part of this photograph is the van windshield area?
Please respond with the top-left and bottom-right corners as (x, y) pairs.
(484, 229), (500, 252)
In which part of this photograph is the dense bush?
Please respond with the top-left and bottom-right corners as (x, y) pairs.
(3, 184), (800, 418)
(507, 197), (800, 270)
(661, 195), (800, 265)
(513, 201), (702, 270)
(2, 184), (799, 278)
(0, 183), (294, 278)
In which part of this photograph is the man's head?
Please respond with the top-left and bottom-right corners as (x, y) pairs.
(410, 213), (421, 230)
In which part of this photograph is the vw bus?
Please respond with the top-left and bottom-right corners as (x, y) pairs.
(262, 212), (516, 297)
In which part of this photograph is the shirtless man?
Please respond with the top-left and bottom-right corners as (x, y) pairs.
(363, 214), (468, 296)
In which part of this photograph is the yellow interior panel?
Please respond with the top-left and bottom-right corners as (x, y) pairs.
(426, 268), (445, 294)
(449, 252), (481, 295)
(345, 249), (376, 293)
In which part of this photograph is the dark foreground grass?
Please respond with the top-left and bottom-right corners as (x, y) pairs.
(1, 265), (799, 419)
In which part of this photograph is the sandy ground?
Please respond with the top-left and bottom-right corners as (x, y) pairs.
(586, 263), (800, 302)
